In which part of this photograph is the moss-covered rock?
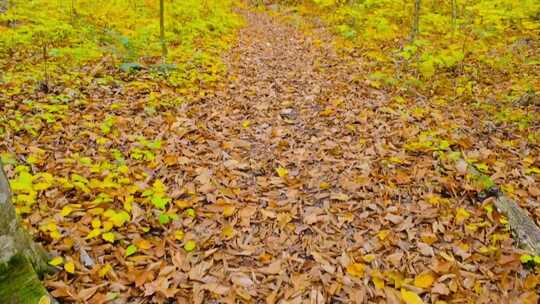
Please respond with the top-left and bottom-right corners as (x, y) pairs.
(0, 254), (51, 304)
(0, 161), (54, 303)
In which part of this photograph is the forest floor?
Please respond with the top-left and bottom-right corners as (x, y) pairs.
(3, 7), (540, 304)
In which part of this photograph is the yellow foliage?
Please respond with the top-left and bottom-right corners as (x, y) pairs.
(455, 208), (471, 224)
(346, 263), (365, 278)
(223, 205), (236, 217)
(222, 224), (235, 239)
(401, 289), (425, 304)
(414, 272), (435, 288)
(276, 166), (289, 178)
(99, 264), (113, 277)
(102, 232), (115, 243)
(64, 261), (75, 274)
(48, 256), (63, 266)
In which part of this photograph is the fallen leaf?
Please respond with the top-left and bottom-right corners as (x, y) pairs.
(276, 166), (288, 178)
(346, 263), (365, 278)
(400, 288), (424, 304)
(64, 261), (75, 274)
(414, 272), (435, 288)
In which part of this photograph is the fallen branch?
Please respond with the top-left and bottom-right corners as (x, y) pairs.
(456, 157), (540, 255)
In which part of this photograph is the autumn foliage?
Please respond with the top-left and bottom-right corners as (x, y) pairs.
(1, 0), (540, 303)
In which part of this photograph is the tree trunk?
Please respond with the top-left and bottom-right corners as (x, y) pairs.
(0, 0), (8, 13)
(452, 0), (457, 30)
(159, 0), (167, 62)
(410, 0), (421, 41)
(0, 161), (53, 304)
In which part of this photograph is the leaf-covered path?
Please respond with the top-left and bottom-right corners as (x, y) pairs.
(147, 10), (535, 303)
(188, 10), (382, 300)
(167, 10), (539, 303)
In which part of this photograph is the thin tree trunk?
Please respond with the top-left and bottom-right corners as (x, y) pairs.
(71, 0), (77, 22)
(452, 0), (457, 30)
(410, 0), (421, 41)
(0, 161), (54, 303)
(160, 0), (167, 62)
(0, 0), (8, 13)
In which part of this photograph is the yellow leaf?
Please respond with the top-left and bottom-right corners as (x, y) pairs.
(118, 165), (129, 174)
(91, 218), (101, 229)
(377, 230), (391, 241)
(49, 256), (63, 266)
(64, 261), (75, 274)
(320, 107), (335, 117)
(414, 272), (435, 288)
(102, 221), (113, 232)
(457, 242), (469, 252)
(484, 204), (493, 215)
(222, 205), (236, 217)
(242, 120), (250, 128)
(184, 240), (196, 252)
(373, 275), (385, 289)
(420, 233), (437, 244)
(89, 207), (104, 215)
(419, 60), (435, 79)
(332, 99), (344, 107)
(174, 230), (185, 241)
(135, 239), (152, 250)
(346, 263), (365, 278)
(401, 288), (424, 304)
(455, 208), (470, 224)
(50, 230), (62, 240)
(60, 206), (73, 217)
(521, 254), (533, 263)
(102, 232), (115, 243)
(387, 271), (404, 288)
(123, 195), (133, 212)
(222, 224), (235, 239)
(98, 264), (112, 277)
(371, 271), (385, 290)
(38, 296), (52, 304)
(362, 254), (376, 262)
(175, 200), (192, 209)
(276, 166), (288, 178)
(86, 228), (101, 239)
(46, 223), (57, 231)
(319, 182), (330, 190)
(110, 211), (130, 227)
(439, 251), (455, 262)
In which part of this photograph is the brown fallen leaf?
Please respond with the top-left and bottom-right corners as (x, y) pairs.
(239, 205), (257, 226)
(78, 285), (100, 301)
(189, 260), (213, 281)
(231, 272), (254, 288)
(431, 283), (450, 295)
(259, 260), (282, 275)
(202, 283), (230, 295)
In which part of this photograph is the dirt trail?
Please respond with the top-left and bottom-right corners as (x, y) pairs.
(178, 11), (423, 302)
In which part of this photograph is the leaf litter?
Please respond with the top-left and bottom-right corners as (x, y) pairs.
(1, 7), (540, 304)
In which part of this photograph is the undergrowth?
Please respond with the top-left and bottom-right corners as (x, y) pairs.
(0, 0), (243, 90)
(274, 0), (540, 145)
